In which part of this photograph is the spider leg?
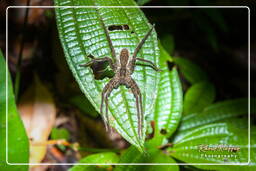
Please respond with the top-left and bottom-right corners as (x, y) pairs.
(128, 78), (143, 139)
(128, 24), (155, 73)
(100, 79), (117, 133)
(132, 24), (155, 59)
(87, 54), (95, 59)
(97, 15), (116, 59)
(100, 90), (110, 132)
(79, 60), (95, 67)
(135, 57), (161, 72)
(104, 92), (112, 133)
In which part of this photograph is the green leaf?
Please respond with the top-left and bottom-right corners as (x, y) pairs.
(147, 42), (182, 147)
(0, 50), (29, 169)
(179, 98), (249, 132)
(51, 127), (70, 140)
(69, 152), (119, 171)
(169, 120), (255, 170)
(161, 34), (175, 55)
(173, 57), (208, 84)
(136, 0), (152, 6)
(183, 81), (216, 115)
(69, 95), (99, 118)
(153, 67), (182, 137)
(54, 0), (160, 152)
(115, 146), (179, 170)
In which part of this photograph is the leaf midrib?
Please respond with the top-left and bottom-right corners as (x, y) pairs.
(90, 0), (138, 144)
(58, 1), (134, 143)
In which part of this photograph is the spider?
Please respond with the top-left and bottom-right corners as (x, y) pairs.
(80, 23), (160, 139)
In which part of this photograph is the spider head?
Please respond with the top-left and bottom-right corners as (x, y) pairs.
(120, 48), (129, 67)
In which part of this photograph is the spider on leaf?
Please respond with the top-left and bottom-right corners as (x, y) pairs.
(80, 23), (161, 139)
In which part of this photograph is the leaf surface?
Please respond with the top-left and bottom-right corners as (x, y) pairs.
(147, 43), (182, 147)
(179, 98), (249, 132)
(0, 50), (29, 169)
(183, 81), (215, 115)
(170, 120), (255, 170)
(69, 152), (119, 171)
(54, 0), (160, 151)
(115, 146), (179, 171)
(173, 57), (208, 84)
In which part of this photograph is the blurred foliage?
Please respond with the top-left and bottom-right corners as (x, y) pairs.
(173, 57), (208, 84)
(0, 50), (29, 170)
(161, 34), (175, 55)
(183, 81), (216, 115)
(69, 95), (99, 118)
(51, 128), (70, 140)
(69, 152), (119, 171)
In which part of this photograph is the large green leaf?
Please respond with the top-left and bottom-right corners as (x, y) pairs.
(69, 152), (119, 171)
(183, 81), (216, 115)
(178, 98), (249, 132)
(54, 0), (160, 151)
(169, 120), (255, 170)
(115, 146), (179, 171)
(153, 68), (182, 137)
(0, 50), (29, 169)
(147, 43), (182, 147)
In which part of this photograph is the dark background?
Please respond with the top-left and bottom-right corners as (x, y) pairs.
(144, 7), (251, 99)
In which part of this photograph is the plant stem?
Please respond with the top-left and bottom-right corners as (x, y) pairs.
(14, 0), (31, 100)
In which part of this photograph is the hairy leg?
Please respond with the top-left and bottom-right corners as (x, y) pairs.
(128, 24), (155, 73)
(128, 78), (143, 139)
(105, 92), (112, 133)
(100, 79), (117, 133)
(101, 90), (110, 132)
(135, 57), (161, 71)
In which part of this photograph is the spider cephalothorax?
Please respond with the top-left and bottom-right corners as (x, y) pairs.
(80, 23), (160, 139)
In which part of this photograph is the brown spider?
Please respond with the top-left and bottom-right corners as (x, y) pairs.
(80, 24), (160, 139)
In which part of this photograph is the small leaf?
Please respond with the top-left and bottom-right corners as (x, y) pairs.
(69, 152), (119, 171)
(18, 76), (57, 164)
(0, 50), (29, 169)
(54, 0), (160, 152)
(147, 43), (182, 147)
(115, 146), (179, 170)
(183, 81), (216, 115)
(51, 128), (70, 140)
(69, 95), (99, 118)
(161, 34), (175, 55)
(170, 120), (255, 170)
(173, 57), (208, 84)
(179, 98), (249, 132)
